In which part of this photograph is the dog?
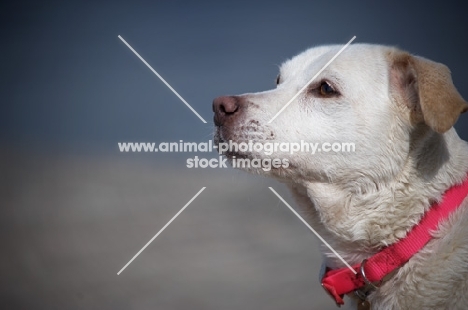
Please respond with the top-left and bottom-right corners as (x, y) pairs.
(213, 44), (468, 309)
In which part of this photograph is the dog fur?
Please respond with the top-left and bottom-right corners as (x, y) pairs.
(213, 44), (468, 309)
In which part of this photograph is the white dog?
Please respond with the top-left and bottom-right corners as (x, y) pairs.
(213, 44), (468, 309)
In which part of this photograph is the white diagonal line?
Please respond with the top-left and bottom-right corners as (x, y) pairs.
(118, 35), (207, 124)
(268, 187), (356, 274)
(117, 187), (206, 275)
(268, 36), (356, 123)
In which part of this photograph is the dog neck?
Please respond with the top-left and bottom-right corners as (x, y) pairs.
(290, 128), (468, 268)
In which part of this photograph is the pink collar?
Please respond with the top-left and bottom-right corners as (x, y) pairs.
(321, 175), (468, 306)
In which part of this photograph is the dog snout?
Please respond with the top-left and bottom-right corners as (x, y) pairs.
(213, 96), (241, 126)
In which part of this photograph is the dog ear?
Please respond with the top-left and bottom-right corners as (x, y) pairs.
(389, 51), (468, 133)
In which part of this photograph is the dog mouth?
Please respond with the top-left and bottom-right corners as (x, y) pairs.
(214, 129), (252, 159)
(214, 120), (279, 162)
(223, 150), (250, 159)
(214, 126), (293, 175)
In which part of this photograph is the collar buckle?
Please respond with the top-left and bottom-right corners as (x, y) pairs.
(359, 259), (381, 289)
(352, 259), (379, 308)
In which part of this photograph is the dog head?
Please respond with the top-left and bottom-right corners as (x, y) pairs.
(213, 44), (467, 186)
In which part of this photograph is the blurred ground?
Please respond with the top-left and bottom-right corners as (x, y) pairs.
(0, 149), (336, 310)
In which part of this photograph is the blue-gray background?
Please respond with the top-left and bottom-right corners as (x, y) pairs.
(1, 1), (468, 309)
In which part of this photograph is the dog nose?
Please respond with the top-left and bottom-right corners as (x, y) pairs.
(213, 96), (240, 126)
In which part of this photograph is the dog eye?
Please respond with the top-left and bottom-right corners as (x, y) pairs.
(276, 74), (281, 85)
(319, 81), (336, 96)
